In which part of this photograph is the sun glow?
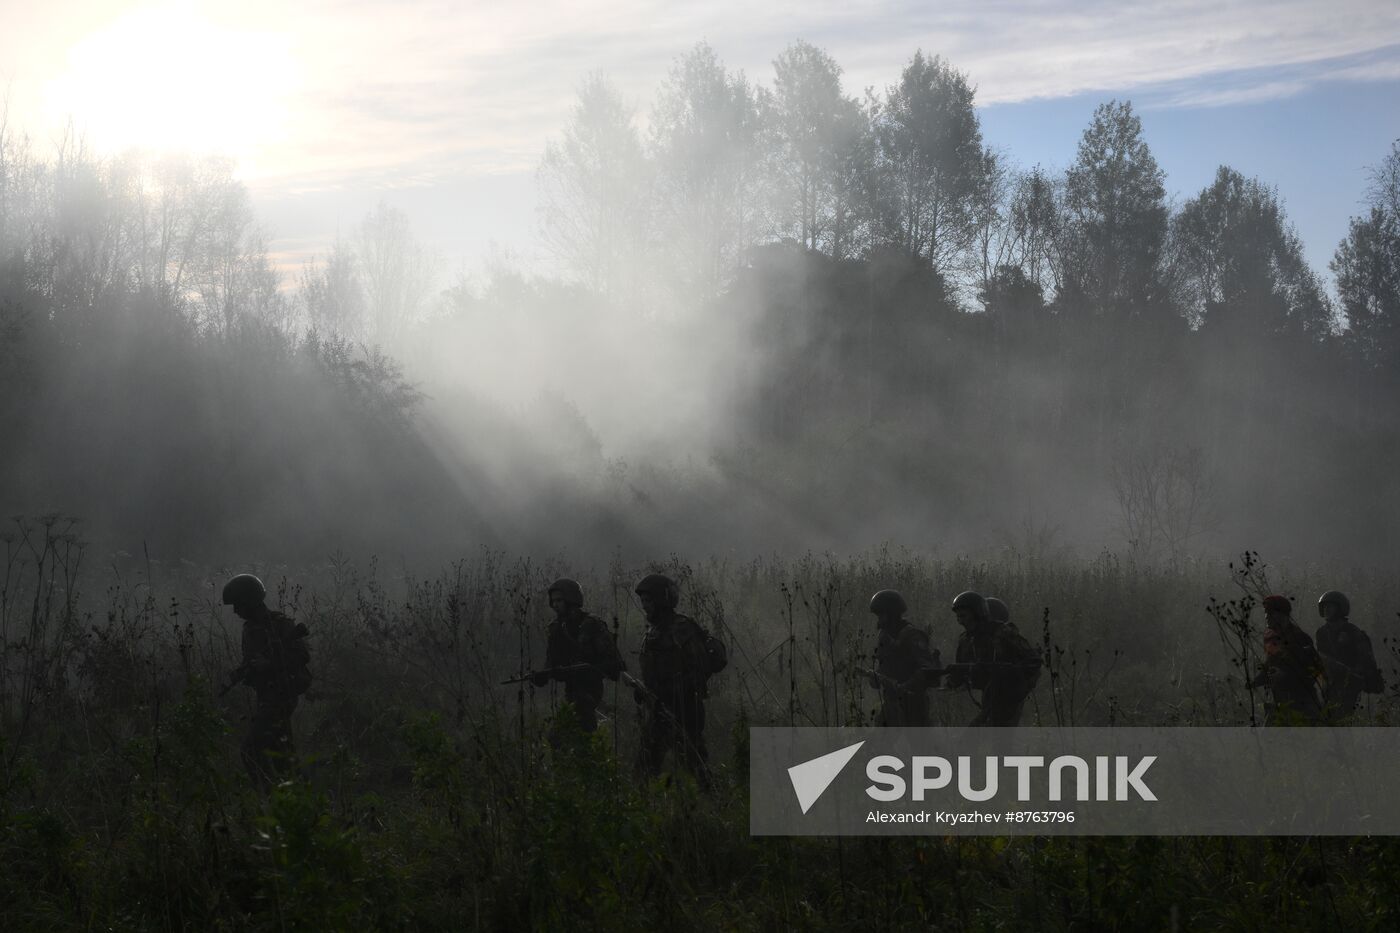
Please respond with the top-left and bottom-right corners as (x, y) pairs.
(43, 3), (298, 174)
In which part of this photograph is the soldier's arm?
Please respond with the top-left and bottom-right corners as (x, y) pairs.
(1325, 636), (1367, 679)
(241, 622), (279, 676)
(942, 640), (973, 688)
(239, 628), (264, 670)
(221, 661), (252, 696)
(1300, 644), (1326, 680)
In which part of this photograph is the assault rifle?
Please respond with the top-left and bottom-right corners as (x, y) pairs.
(220, 657), (276, 697)
(940, 658), (1041, 680)
(852, 657), (1037, 693)
(500, 662), (597, 686)
(854, 666), (914, 695)
(219, 662), (250, 698)
(852, 649), (943, 694)
(939, 659), (1042, 675)
(621, 671), (702, 735)
(620, 670), (712, 785)
(619, 670), (659, 705)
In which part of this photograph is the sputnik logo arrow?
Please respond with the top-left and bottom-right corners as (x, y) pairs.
(788, 741), (866, 814)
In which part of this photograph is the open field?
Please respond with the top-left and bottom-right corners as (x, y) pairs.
(4, 518), (1399, 930)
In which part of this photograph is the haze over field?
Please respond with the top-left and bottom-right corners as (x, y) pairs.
(7, 12), (1400, 927)
(0, 2), (1398, 569)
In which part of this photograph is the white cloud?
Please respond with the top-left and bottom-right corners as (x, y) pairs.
(1162, 79), (1311, 109)
(8, 1), (1399, 191)
(258, 0), (1400, 187)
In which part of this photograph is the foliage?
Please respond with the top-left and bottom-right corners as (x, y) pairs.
(1334, 142), (1400, 363)
(3, 524), (1399, 928)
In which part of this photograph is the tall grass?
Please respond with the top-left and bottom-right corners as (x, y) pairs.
(3, 517), (1398, 929)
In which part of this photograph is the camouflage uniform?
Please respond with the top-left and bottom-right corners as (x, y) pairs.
(638, 609), (712, 781)
(544, 609), (623, 733)
(239, 607), (311, 786)
(1250, 621), (1323, 725)
(874, 621), (937, 726)
(1316, 620), (1381, 722)
(945, 621), (1041, 727)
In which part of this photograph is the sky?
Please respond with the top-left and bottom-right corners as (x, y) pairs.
(2, 0), (1398, 289)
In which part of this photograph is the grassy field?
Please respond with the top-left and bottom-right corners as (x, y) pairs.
(3, 517), (1399, 930)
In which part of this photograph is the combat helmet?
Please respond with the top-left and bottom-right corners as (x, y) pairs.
(635, 573), (680, 609)
(985, 596), (1010, 624)
(1317, 591), (1351, 619)
(547, 578), (585, 608)
(951, 590), (990, 624)
(222, 574), (266, 609)
(868, 589), (907, 617)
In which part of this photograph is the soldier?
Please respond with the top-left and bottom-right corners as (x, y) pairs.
(1315, 590), (1383, 723)
(864, 590), (938, 726)
(633, 573), (716, 786)
(1246, 595), (1323, 725)
(221, 574), (312, 788)
(944, 591), (1041, 727)
(532, 578), (624, 734)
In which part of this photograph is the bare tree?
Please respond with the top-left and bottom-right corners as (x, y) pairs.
(356, 202), (439, 346)
(763, 41), (871, 257)
(970, 149), (1015, 308)
(1060, 101), (1168, 317)
(300, 235), (366, 338)
(188, 174), (287, 335)
(537, 73), (651, 308)
(1005, 166), (1064, 300)
(1172, 165), (1331, 338)
(1111, 444), (1217, 565)
(1334, 142), (1400, 363)
(874, 51), (989, 279)
(649, 42), (765, 305)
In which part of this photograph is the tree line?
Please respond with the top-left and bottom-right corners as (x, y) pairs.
(534, 42), (1400, 563)
(0, 43), (1398, 563)
(538, 40), (1388, 348)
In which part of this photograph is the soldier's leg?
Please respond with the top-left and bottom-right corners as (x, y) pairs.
(879, 693), (902, 727)
(679, 698), (711, 789)
(244, 708), (281, 787)
(559, 690), (601, 735)
(575, 698), (599, 734)
(250, 697), (298, 785)
(638, 707), (670, 777)
(551, 698), (599, 751)
(241, 725), (267, 787)
(903, 693), (930, 728)
(268, 713), (295, 778)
